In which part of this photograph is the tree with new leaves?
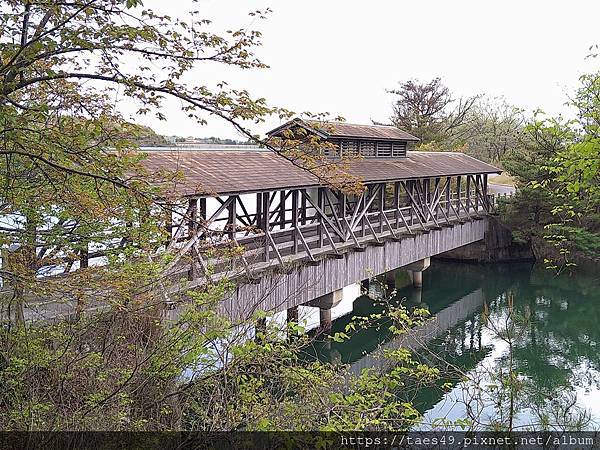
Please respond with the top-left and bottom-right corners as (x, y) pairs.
(500, 69), (600, 267)
(0, 0), (437, 432)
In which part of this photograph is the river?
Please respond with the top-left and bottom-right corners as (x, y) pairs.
(300, 260), (600, 430)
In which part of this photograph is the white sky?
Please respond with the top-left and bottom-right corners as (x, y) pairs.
(138, 0), (599, 139)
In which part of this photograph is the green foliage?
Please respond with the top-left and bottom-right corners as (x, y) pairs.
(0, 0), (388, 433)
(499, 70), (600, 267)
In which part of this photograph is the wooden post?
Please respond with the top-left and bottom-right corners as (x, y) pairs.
(255, 193), (262, 228)
(445, 177), (451, 216)
(394, 181), (400, 229)
(483, 174), (489, 211)
(407, 181), (413, 226)
(466, 175), (472, 213)
(317, 188), (324, 248)
(163, 204), (172, 247)
(188, 198), (199, 280)
(379, 183), (385, 233)
(291, 189), (298, 254)
(363, 186), (372, 237)
(433, 177), (440, 220)
(279, 190), (286, 229)
(474, 175), (480, 212)
(456, 176), (462, 214)
(262, 192), (270, 262)
(300, 191), (307, 225)
(187, 198), (197, 238)
(340, 191), (347, 222)
(228, 196), (236, 240)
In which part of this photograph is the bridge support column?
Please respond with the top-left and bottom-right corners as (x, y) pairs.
(408, 289), (423, 304)
(287, 306), (299, 324)
(306, 289), (343, 331)
(411, 271), (423, 289)
(404, 257), (431, 289)
(255, 317), (266, 341)
(319, 308), (332, 331)
(384, 269), (412, 291)
(286, 306), (300, 338)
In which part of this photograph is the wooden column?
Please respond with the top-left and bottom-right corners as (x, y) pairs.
(378, 183), (385, 233)
(187, 198), (197, 236)
(340, 191), (347, 221)
(164, 204), (172, 247)
(445, 177), (451, 216)
(228, 196), (237, 240)
(483, 174), (489, 211)
(262, 192), (270, 262)
(466, 175), (472, 213)
(300, 192), (307, 225)
(361, 187), (368, 237)
(456, 176), (462, 213)
(407, 181), (413, 226)
(433, 177), (440, 220)
(393, 181), (400, 229)
(291, 189), (298, 254)
(188, 198), (199, 280)
(474, 175), (480, 212)
(317, 188), (324, 248)
(279, 190), (286, 229)
(256, 193), (262, 228)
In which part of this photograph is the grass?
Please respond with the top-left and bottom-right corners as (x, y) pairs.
(489, 172), (516, 187)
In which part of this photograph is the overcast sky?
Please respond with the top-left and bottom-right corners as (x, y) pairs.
(139, 0), (599, 139)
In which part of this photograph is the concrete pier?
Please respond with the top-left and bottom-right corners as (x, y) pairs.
(307, 289), (344, 310)
(287, 306), (299, 324)
(307, 289), (343, 331)
(319, 308), (332, 330)
(384, 269), (412, 291)
(405, 257), (431, 289)
(411, 271), (423, 288)
(255, 317), (267, 340)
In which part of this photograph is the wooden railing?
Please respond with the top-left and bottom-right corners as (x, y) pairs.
(166, 191), (491, 286)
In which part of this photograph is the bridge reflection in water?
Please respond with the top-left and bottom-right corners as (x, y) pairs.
(300, 260), (523, 410)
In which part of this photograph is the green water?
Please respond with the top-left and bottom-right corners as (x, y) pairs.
(312, 260), (600, 429)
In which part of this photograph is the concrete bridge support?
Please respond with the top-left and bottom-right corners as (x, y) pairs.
(287, 306), (299, 325)
(384, 269), (412, 291)
(306, 289), (344, 330)
(405, 257), (431, 289)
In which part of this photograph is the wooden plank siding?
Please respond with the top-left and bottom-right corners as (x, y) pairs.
(218, 219), (488, 321)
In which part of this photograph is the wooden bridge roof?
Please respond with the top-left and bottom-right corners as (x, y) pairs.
(140, 150), (500, 197)
(267, 118), (420, 142)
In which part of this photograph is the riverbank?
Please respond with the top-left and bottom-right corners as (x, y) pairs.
(436, 217), (535, 263)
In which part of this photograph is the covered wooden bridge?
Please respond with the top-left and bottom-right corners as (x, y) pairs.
(142, 120), (500, 321)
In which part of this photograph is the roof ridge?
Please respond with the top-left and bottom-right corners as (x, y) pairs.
(307, 119), (396, 128)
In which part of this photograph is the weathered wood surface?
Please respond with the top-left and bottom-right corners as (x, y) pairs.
(219, 219), (488, 321)
(5, 173), (495, 325)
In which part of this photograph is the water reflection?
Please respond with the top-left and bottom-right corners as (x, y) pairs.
(306, 260), (600, 429)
